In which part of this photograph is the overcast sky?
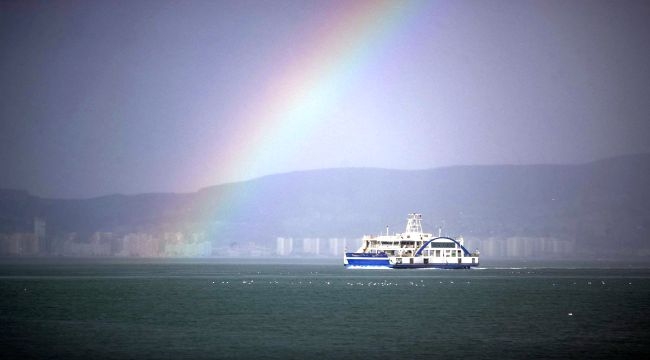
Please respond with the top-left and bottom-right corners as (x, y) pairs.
(1, 0), (649, 198)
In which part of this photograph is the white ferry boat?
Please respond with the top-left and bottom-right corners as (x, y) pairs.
(344, 213), (479, 269)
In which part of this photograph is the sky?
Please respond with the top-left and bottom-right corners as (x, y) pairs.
(1, 0), (649, 199)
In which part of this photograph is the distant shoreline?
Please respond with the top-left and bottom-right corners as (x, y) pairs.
(1, 256), (649, 269)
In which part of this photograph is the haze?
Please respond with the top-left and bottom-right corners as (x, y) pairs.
(1, 0), (649, 198)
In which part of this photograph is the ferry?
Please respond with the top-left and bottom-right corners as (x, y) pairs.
(344, 213), (479, 269)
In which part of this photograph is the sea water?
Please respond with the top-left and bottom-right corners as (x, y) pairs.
(1, 258), (649, 359)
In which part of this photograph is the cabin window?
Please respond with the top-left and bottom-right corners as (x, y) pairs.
(424, 258), (429, 264)
(458, 258), (462, 264)
(435, 250), (441, 257)
(429, 242), (455, 248)
(409, 258), (414, 264)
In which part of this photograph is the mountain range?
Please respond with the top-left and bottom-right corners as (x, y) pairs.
(1, 153), (649, 259)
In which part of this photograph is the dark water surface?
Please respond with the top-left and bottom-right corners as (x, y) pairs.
(1, 259), (649, 359)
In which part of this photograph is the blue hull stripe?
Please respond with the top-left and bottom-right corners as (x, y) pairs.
(345, 253), (479, 269)
(346, 258), (390, 266)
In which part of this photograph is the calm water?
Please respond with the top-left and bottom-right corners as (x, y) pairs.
(1, 259), (649, 359)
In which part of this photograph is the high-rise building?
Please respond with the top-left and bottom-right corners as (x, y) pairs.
(302, 238), (320, 255)
(276, 237), (293, 256)
(34, 217), (48, 254)
(327, 238), (348, 256)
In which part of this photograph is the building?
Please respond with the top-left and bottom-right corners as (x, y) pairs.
(276, 237), (294, 256)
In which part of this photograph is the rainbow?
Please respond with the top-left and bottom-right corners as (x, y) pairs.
(196, 1), (430, 224)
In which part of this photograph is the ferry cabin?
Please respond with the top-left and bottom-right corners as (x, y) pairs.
(389, 237), (479, 269)
(357, 233), (434, 256)
(355, 212), (433, 255)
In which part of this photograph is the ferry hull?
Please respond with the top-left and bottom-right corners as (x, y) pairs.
(345, 253), (479, 269)
(391, 262), (479, 269)
(344, 253), (390, 267)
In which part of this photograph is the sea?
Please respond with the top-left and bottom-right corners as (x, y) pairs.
(1, 258), (649, 359)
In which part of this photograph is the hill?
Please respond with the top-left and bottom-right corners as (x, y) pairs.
(1, 153), (649, 259)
